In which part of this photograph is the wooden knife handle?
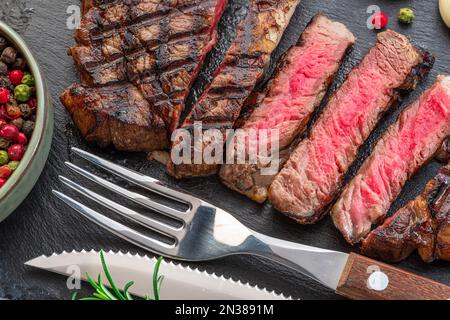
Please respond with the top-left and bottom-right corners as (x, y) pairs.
(336, 253), (450, 300)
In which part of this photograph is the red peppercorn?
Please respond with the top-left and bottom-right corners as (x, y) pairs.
(372, 12), (388, 29)
(0, 119), (6, 128)
(0, 177), (7, 188)
(28, 98), (37, 109)
(17, 132), (27, 145)
(0, 87), (10, 104)
(0, 165), (12, 179)
(9, 70), (24, 86)
(0, 124), (19, 141)
(8, 144), (25, 161)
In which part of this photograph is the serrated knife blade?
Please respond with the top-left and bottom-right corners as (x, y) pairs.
(25, 250), (291, 300)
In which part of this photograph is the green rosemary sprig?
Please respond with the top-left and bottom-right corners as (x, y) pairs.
(72, 251), (164, 301)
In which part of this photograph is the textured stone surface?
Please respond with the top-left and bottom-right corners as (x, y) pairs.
(0, 0), (448, 300)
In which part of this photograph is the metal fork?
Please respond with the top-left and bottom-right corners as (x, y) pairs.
(53, 147), (450, 300)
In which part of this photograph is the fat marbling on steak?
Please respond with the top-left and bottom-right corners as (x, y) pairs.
(167, 0), (301, 179)
(61, 0), (228, 151)
(332, 76), (450, 245)
(269, 30), (433, 225)
(361, 164), (450, 263)
(219, 15), (355, 203)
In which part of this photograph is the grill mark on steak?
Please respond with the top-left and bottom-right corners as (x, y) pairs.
(167, 0), (301, 179)
(269, 30), (433, 225)
(70, 0), (227, 132)
(62, 0), (227, 150)
(78, 0), (217, 43)
(332, 76), (450, 244)
(61, 83), (169, 152)
(361, 164), (450, 263)
(219, 15), (355, 203)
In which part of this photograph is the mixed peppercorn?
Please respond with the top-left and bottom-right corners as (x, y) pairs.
(0, 36), (36, 188)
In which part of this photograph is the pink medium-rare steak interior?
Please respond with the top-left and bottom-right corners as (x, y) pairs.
(269, 30), (432, 224)
(168, 0), (301, 179)
(361, 164), (450, 263)
(332, 76), (450, 244)
(219, 15), (355, 203)
(242, 16), (355, 148)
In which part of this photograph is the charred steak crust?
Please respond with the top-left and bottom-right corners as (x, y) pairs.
(62, 0), (227, 151)
(435, 138), (450, 163)
(269, 30), (433, 225)
(219, 15), (355, 203)
(361, 164), (450, 263)
(332, 76), (450, 245)
(168, 0), (301, 179)
(61, 83), (169, 152)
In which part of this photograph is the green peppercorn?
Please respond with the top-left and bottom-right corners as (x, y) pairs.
(14, 84), (31, 102)
(21, 73), (35, 86)
(399, 8), (415, 24)
(7, 160), (19, 171)
(0, 150), (9, 165)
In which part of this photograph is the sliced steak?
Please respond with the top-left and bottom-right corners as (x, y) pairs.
(168, 0), (301, 179)
(332, 76), (450, 244)
(436, 138), (450, 163)
(269, 30), (433, 225)
(219, 15), (355, 203)
(63, 0), (227, 144)
(361, 164), (450, 263)
(61, 83), (168, 152)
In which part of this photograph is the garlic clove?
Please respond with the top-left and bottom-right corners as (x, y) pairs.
(440, 0), (450, 28)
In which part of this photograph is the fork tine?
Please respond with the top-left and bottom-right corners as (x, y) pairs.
(52, 190), (177, 256)
(65, 161), (189, 221)
(59, 176), (182, 239)
(71, 147), (196, 205)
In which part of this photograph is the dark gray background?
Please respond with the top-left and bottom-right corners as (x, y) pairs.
(0, 0), (448, 300)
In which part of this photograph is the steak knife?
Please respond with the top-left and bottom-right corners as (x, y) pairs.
(25, 250), (291, 300)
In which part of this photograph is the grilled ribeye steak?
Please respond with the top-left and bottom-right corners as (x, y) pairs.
(167, 0), (301, 179)
(63, 0), (227, 147)
(269, 30), (433, 225)
(219, 15), (355, 203)
(61, 83), (168, 152)
(361, 164), (450, 263)
(332, 76), (450, 244)
(436, 138), (449, 163)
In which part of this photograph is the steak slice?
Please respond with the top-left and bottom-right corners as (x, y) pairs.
(219, 15), (355, 203)
(168, 0), (301, 179)
(361, 164), (450, 263)
(61, 83), (168, 152)
(269, 30), (433, 225)
(436, 138), (450, 163)
(332, 76), (450, 244)
(65, 0), (227, 136)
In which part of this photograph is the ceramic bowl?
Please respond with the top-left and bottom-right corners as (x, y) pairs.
(0, 21), (54, 223)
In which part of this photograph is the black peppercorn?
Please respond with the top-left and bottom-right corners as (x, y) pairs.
(0, 61), (7, 75)
(19, 103), (32, 118)
(1, 47), (17, 64)
(12, 58), (26, 70)
(0, 75), (12, 89)
(22, 120), (35, 138)
(0, 37), (7, 52)
(0, 137), (11, 149)
(11, 117), (23, 130)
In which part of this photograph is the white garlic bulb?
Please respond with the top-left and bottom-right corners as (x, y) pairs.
(440, 0), (450, 28)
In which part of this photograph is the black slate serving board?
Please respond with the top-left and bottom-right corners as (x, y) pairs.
(0, 0), (449, 300)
